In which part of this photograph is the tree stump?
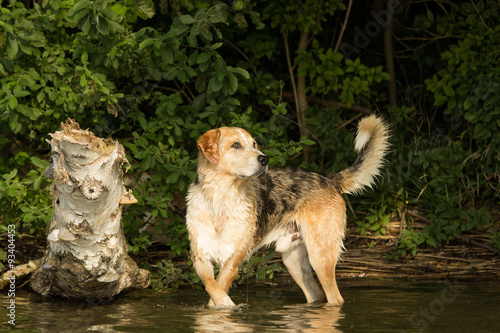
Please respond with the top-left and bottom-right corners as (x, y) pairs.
(31, 119), (150, 300)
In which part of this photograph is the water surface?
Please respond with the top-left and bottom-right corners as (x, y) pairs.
(2, 281), (500, 332)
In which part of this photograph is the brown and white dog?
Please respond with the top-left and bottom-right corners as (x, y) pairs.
(186, 115), (389, 308)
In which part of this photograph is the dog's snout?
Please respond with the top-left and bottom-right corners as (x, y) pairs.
(258, 155), (269, 166)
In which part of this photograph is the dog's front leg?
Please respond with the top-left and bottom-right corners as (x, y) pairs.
(193, 258), (236, 308)
(206, 248), (249, 308)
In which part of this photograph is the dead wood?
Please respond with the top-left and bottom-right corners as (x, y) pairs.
(30, 119), (150, 300)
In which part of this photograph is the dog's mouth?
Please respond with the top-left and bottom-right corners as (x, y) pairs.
(254, 165), (268, 177)
(235, 165), (268, 178)
(234, 154), (269, 178)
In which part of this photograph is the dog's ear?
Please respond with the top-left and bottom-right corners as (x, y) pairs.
(197, 129), (220, 164)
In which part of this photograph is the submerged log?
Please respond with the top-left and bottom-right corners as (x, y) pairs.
(31, 119), (150, 300)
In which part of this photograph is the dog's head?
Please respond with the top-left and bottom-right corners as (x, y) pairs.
(197, 127), (269, 178)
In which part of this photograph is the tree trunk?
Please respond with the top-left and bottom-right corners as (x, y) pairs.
(31, 119), (150, 300)
(296, 32), (311, 162)
(384, 0), (397, 108)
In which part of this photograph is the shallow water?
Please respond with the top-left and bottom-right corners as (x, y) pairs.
(2, 281), (500, 332)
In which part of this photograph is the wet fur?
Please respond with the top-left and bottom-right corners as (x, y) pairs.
(186, 115), (389, 308)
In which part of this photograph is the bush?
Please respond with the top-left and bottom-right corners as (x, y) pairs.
(1, 0), (498, 284)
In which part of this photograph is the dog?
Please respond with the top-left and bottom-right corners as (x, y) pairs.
(186, 115), (389, 308)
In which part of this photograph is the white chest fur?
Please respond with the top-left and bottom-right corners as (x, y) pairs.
(186, 182), (254, 266)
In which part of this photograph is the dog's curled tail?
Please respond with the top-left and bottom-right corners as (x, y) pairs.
(333, 115), (390, 195)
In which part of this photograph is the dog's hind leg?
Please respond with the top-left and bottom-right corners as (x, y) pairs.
(282, 243), (326, 303)
(298, 193), (346, 306)
(303, 233), (344, 306)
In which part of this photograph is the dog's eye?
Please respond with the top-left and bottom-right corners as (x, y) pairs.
(232, 142), (241, 149)
(253, 142), (257, 149)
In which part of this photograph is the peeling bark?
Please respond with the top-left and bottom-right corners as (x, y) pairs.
(31, 119), (149, 300)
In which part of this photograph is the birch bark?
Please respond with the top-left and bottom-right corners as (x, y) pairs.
(31, 119), (149, 300)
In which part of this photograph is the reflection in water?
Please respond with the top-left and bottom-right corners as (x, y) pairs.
(194, 309), (253, 333)
(193, 303), (343, 333)
(268, 304), (343, 333)
(2, 284), (499, 332)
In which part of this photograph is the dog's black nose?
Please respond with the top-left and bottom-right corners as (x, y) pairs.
(257, 155), (269, 166)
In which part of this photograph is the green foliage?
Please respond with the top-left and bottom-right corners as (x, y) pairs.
(263, 0), (345, 34)
(0, 249), (6, 271)
(238, 251), (286, 283)
(356, 204), (391, 236)
(128, 232), (152, 254)
(0, 155), (51, 235)
(490, 232), (500, 251)
(150, 259), (201, 292)
(1, 0), (499, 286)
(299, 44), (389, 107)
(389, 0), (499, 257)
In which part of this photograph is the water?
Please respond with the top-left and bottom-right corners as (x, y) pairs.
(2, 281), (500, 332)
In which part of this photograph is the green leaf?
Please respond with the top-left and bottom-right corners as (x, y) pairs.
(139, 38), (155, 50)
(79, 73), (88, 87)
(96, 16), (110, 35)
(262, 251), (276, 262)
(208, 77), (223, 92)
(332, 52), (343, 62)
(256, 265), (266, 281)
(6, 37), (18, 59)
(229, 67), (250, 80)
(33, 174), (42, 191)
(139, 117), (147, 130)
(80, 16), (91, 34)
(210, 42), (223, 50)
(161, 47), (174, 64)
(197, 52), (211, 64)
(68, 0), (90, 18)
(228, 73), (238, 94)
(179, 15), (196, 24)
(166, 172), (180, 184)
(214, 57), (225, 82)
(442, 85), (455, 97)
(434, 95), (448, 106)
(31, 157), (48, 169)
(8, 96), (18, 110)
(234, 1), (246, 11)
(142, 155), (152, 170)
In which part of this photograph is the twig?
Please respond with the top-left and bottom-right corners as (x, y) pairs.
(283, 32), (300, 121)
(333, 0), (354, 53)
(408, 210), (500, 255)
(399, 206), (407, 234)
(470, 0), (489, 29)
(407, 210), (432, 224)
(335, 113), (363, 130)
(460, 235), (499, 254)
(222, 38), (258, 77)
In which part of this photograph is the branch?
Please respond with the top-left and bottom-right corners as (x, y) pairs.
(470, 0), (489, 29)
(283, 32), (300, 121)
(333, 0), (354, 53)
(283, 32), (311, 162)
(222, 38), (259, 77)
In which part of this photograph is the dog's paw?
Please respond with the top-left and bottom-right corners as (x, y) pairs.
(207, 296), (236, 310)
